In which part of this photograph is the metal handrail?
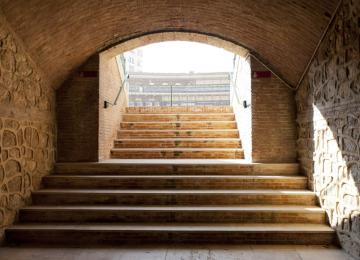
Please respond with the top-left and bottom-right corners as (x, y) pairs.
(231, 56), (250, 108)
(231, 56), (241, 104)
(104, 74), (129, 108)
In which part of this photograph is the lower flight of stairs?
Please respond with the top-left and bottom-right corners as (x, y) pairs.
(5, 161), (336, 246)
(5, 107), (335, 246)
(110, 106), (244, 159)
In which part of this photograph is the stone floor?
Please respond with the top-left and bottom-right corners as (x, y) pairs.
(0, 245), (354, 260)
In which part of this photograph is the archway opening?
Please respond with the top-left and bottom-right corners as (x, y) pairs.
(98, 32), (252, 161)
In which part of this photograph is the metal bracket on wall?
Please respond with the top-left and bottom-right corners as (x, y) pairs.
(243, 100), (251, 108)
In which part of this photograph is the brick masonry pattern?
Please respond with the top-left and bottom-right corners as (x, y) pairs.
(0, 0), (338, 89)
(251, 59), (297, 163)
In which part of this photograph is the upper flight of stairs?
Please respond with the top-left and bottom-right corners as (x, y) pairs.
(111, 106), (244, 159)
(5, 106), (335, 246)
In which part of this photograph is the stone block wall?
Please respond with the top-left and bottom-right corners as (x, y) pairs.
(296, 0), (360, 257)
(251, 58), (297, 163)
(0, 15), (55, 241)
(56, 56), (99, 162)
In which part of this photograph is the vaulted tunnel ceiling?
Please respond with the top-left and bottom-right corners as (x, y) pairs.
(0, 0), (339, 89)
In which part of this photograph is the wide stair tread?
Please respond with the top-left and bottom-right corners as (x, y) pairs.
(115, 138), (241, 141)
(125, 106), (233, 114)
(54, 161), (300, 176)
(33, 189), (315, 194)
(120, 121), (237, 130)
(122, 113), (236, 122)
(42, 175), (307, 189)
(6, 223), (335, 245)
(111, 148), (244, 151)
(8, 223), (333, 232)
(110, 148), (244, 159)
(19, 205), (326, 224)
(117, 129), (240, 139)
(20, 205), (325, 211)
(31, 189), (317, 206)
(114, 138), (241, 148)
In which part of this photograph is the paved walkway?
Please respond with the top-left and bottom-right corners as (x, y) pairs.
(0, 245), (354, 260)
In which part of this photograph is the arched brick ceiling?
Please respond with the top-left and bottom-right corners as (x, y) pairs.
(0, 0), (339, 89)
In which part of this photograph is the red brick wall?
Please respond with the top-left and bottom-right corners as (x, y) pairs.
(0, 1), (339, 90)
(99, 54), (128, 160)
(251, 58), (297, 162)
(56, 55), (99, 162)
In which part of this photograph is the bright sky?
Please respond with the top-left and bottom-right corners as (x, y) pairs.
(137, 41), (235, 73)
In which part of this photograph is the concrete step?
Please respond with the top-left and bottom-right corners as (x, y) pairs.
(122, 113), (235, 122)
(117, 129), (239, 139)
(31, 189), (317, 206)
(42, 175), (307, 190)
(6, 223), (336, 245)
(114, 138), (242, 148)
(120, 121), (237, 130)
(125, 106), (233, 114)
(19, 205), (326, 224)
(110, 148), (244, 159)
(54, 162), (300, 176)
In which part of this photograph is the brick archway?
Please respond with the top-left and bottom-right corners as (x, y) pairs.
(0, 0), (339, 89)
(100, 31), (249, 59)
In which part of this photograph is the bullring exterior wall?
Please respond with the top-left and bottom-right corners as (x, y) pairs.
(296, 0), (360, 257)
(0, 15), (55, 241)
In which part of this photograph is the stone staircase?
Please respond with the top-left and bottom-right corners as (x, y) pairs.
(111, 106), (244, 159)
(5, 106), (336, 245)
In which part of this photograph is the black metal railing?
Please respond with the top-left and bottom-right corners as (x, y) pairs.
(103, 74), (129, 108)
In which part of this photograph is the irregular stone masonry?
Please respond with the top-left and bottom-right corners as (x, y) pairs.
(0, 118), (55, 238)
(0, 16), (55, 241)
(0, 17), (52, 112)
(296, 0), (360, 258)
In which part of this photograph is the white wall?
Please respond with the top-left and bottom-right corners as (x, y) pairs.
(231, 56), (252, 161)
